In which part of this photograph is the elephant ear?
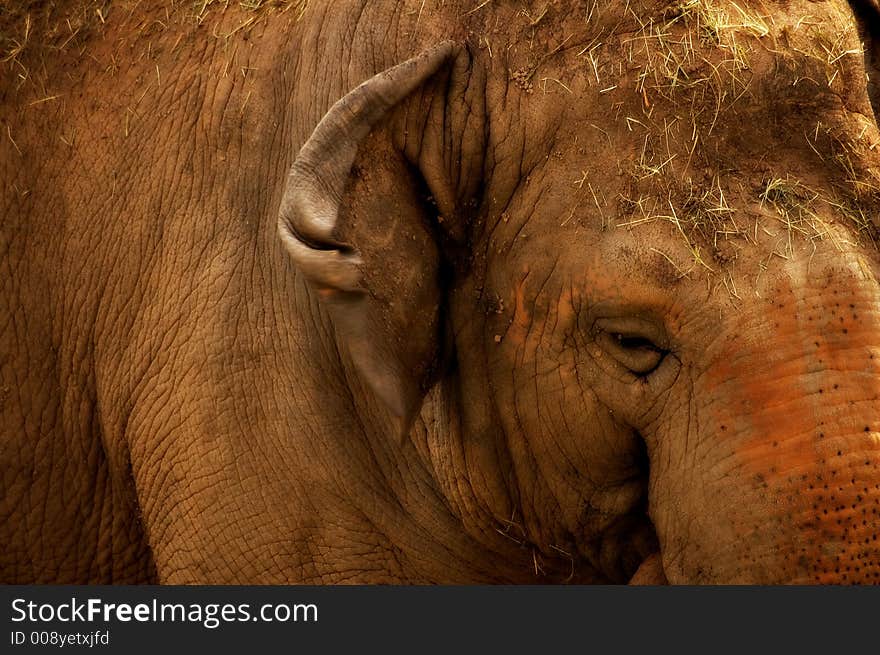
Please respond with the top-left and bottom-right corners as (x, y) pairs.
(278, 43), (458, 434)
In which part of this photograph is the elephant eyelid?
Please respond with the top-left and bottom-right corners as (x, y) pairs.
(592, 317), (671, 376)
(601, 334), (667, 376)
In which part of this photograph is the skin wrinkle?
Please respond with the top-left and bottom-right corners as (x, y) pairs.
(131, 43), (308, 576)
(483, 122), (524, 227)
(4, 51), (158, 576)
(459, 327), (521, 545)
(458, 63), (480, 197)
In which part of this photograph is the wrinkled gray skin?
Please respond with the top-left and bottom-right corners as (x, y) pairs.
(4, 0), (880, 584)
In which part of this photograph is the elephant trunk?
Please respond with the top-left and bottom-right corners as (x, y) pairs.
(648, 272), (880, 584)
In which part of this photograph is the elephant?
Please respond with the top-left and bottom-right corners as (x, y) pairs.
(3, 0), (880, 584)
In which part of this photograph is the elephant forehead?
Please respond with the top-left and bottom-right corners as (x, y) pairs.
(485, 0), (871, 133)
(479, 0), (880, 303)
(482, 1), (878, 195)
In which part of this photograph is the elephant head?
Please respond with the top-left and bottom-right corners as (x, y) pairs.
(279, 0), (880, 584)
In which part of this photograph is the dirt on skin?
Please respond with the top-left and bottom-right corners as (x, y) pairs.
(0, 2), (306, 98)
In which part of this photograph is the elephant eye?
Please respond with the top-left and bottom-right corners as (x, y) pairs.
(594, 318), (669, 376)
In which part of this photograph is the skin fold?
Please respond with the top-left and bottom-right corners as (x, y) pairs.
(2, 0), (880, 583)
